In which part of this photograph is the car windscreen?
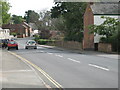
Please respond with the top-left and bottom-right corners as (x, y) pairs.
(9, 41), (16, 44)
(27, 41), (36, 44)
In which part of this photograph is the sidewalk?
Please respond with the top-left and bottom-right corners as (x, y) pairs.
(39, 45), (119, 60)
(1, 50), (47, 88)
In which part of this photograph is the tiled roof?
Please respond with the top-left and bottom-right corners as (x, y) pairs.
(90, 2), (119, 14)
(2, 23), (30, 30)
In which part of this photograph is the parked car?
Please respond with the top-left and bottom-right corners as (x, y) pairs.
(0, 39), (9, 48)
(25, 40), (37, 49)
(7, 40), (18, 50)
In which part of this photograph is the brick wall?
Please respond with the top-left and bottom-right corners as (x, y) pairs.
(49, 41), (83, 51)
(98, 43), (112, 53)
(83, 3), (94, 50)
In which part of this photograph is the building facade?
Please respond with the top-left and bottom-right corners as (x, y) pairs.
(83, 2), (119, 50)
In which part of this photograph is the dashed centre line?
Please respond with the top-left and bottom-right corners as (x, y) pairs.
(40, 51), (44, 53)
(55, 54), (63, 58)
(67, 58), (80, 63)
(88, 64), (109, 71)
(46, 52), (110, 71)
(47, 53), (53, 55)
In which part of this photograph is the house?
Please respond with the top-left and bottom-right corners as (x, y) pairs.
(29, 23), (38, 36)
(83, 2), (119, 50)
(0, 27), (10, 39)
(2, 22), (33, 38)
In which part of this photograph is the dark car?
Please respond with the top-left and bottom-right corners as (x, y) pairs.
(0, 39), (9, 48)
(7, 40), (18, 50)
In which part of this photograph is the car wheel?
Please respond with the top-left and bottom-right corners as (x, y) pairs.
(25, 47), (28, 49)
(8, 47), (10, 50)
(16, 47), (18, 50)
(34, 47), (37, 49)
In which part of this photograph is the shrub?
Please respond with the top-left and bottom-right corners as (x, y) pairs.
(37, 39), (55, 45)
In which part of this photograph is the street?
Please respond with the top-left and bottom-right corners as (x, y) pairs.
(4, 38), (118, 88)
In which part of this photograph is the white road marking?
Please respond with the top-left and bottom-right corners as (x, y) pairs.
(55, 54), (63, 58)
(88, 64), (109, 71)
(67, 58), (80, 63)
(47, 52), (53, 55)
(40, 51), (44, 53)
(2, 70), (33, 72)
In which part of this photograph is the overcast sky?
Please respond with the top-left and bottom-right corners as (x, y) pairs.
(8, 0), (55, 16)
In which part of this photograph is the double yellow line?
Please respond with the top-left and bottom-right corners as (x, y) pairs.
(8, 51), (63, 89)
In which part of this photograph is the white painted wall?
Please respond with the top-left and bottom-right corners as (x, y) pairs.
(94, 15), (118, 43)
(0, 28), (10, 39)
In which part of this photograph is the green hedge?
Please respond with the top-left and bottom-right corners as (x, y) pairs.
(37, 39), (55, 45)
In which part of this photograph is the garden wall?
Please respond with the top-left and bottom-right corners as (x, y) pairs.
(49, 41), (83, 51)
(98, 43), (112, 53)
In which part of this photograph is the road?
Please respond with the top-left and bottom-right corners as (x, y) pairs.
(10, 38), (118, 88)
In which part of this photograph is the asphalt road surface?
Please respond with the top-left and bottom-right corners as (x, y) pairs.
(10, 38), (118, 88)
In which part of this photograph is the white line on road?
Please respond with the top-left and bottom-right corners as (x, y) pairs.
(88, 64), (110, 71)
(47, 52), (53, 55)
(55, 54), (63, 58)
(40, 51), (44, 53)
(2, 70), (33, 72)
(67, 58), (80, 63)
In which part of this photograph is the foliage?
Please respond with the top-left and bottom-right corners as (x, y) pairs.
(24, 10), (39, 23)
(10, 32), (17, 37)
(1, 0), (11, 24)
(39, 29), (51, 39)
(89, 16), (120, 52)
(12, 15), (24, 24)
(51, 2), (87, 42)
(37, 39), (55, 45)
(89, 16), (119, 38)
(34, 34), (40, 41)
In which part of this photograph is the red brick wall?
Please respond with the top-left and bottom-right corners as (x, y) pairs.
(83, 3), (94, 50)
(49, 41), (83, 51)
(98, 43), (112, 53)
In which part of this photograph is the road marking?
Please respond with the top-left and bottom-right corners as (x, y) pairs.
(67, 58), (80, 63)
(8, 51), (63, 89)
(40, 51), (44, 52)
(88, 64), (109, 71)
(2, 70), (33, 72)
(47, 52), (53, 55)
(55, 54), (63, 58)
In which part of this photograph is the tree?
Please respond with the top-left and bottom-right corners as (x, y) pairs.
(89, 16), (120, 52)
(89, 16), (119, 39)
(0, 0), (11, 24)
(12, 15), (24, 24)
(24, 10), (39, 23)
(51, 2), (87, 42)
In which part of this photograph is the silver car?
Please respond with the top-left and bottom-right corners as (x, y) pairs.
(25, 40), (37, 49)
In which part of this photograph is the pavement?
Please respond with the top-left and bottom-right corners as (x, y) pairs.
(39, 45), (119, 60)
(0, 49), (47, 88)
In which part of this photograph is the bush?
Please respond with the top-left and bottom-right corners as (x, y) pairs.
(34, 35), (40, 41)
(37, 39), (55, 45)
(100, 36), (119, 52)
(11, 32), (17, 37)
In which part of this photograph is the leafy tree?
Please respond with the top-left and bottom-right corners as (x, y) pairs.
(89, 16), (120, 52)
(89, 16), (119, 39)
(0, 0), (11, 24)
(10, 32), (17, 37)
(51, 2), (87, 42)
(12, 15), (24, 24)
(24, 10), (39, 23)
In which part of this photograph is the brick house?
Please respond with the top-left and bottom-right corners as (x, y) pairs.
(2, 22), (32, 38)
(83, 2), (119, 50)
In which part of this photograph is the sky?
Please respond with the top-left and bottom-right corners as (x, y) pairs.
(8, 0), (55, 17)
